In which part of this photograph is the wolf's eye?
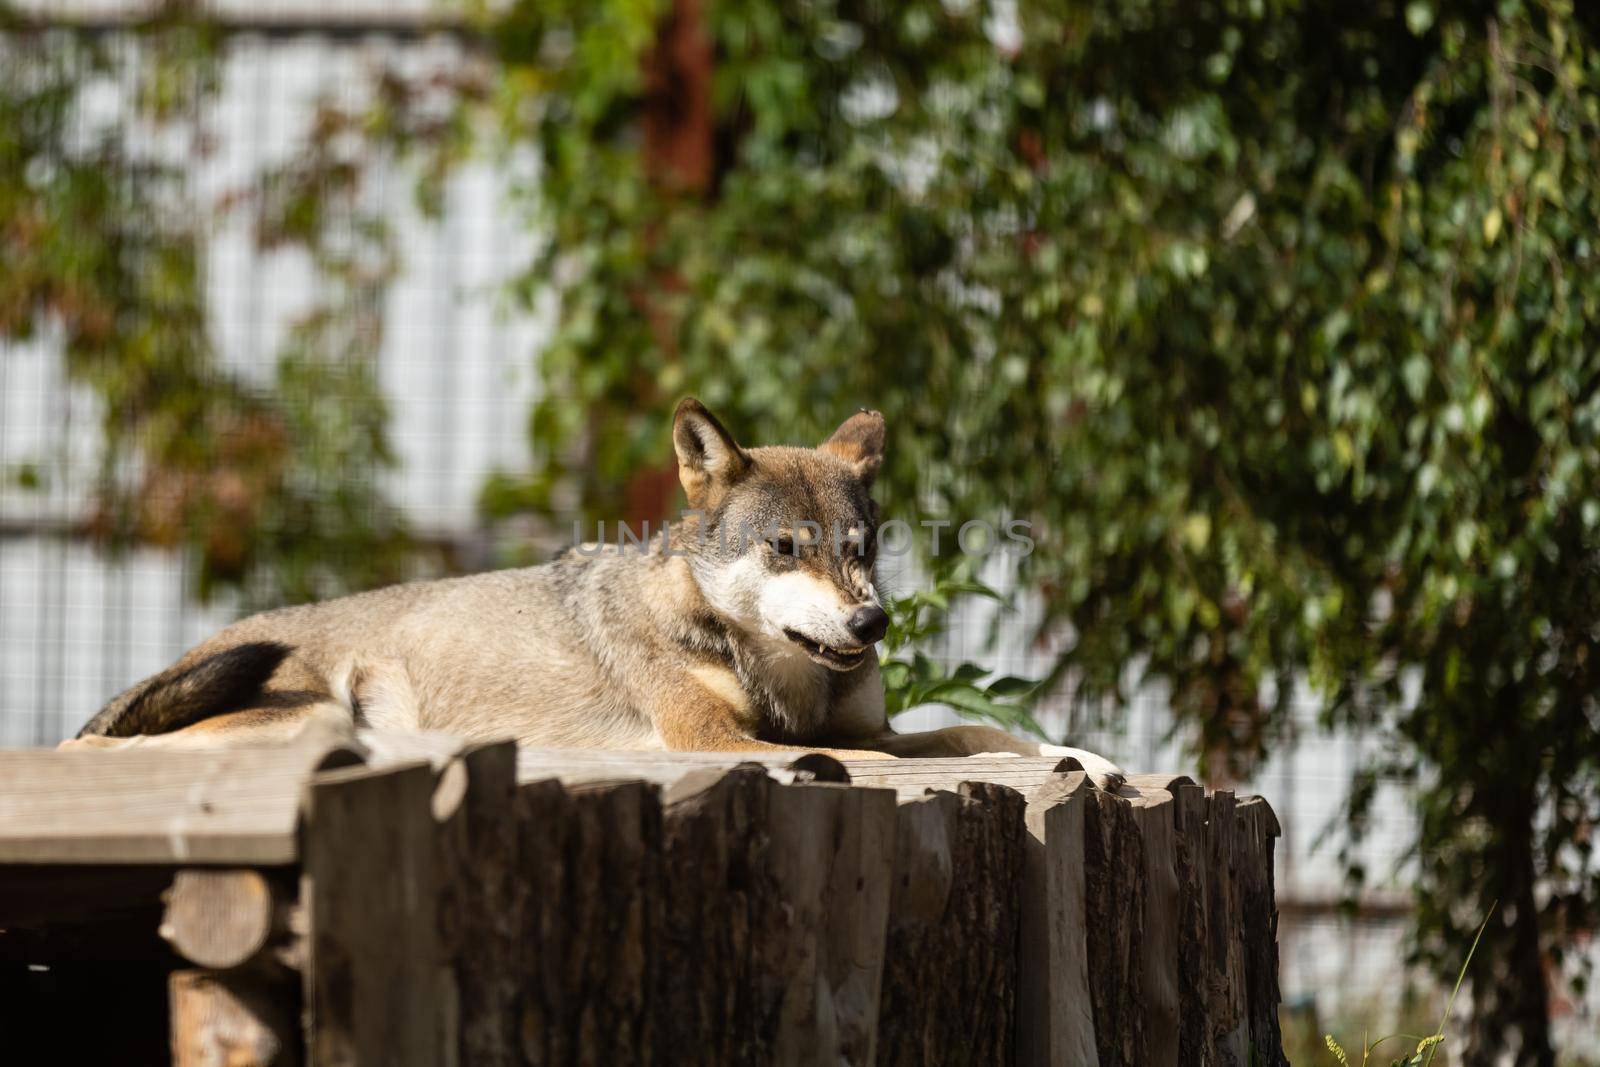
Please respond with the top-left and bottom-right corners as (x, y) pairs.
(769, 536), (796, 556)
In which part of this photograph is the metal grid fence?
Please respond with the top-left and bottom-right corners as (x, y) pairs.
(3, 7), (1595, 1048)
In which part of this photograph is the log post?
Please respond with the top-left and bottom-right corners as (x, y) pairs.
(654, 765), (785, 1064)
(431, 742), (521, 1067)
(1239, 796), (1287, 1067)
(876, 781), (1027, 1067)
(764, 778), (896, 1065)
(1016, 770), (1098, 1066)
(1081, 784), (1147, 1066)
(1206, 790), (1249, 1064)
(1129, 783), (1183, 1067)
(516, 777), (664, 1065)
(1170, 782), (1213, 1063)
(300, 761), (441, 1067)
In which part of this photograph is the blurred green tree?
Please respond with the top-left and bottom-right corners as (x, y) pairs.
(480, 0), (1600, 1059)
(0, 2), (414, 605)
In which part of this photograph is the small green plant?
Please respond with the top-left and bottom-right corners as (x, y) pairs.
(878, 563), (1048, 739)
(1323, 906), (1494, 1066)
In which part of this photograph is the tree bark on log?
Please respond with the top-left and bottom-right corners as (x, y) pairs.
(525, 767), (905, 1066)
(300, 761), (441, 1067)
(516, 777), (664, 1067)
(876, 782), (1026, 1067)
(1017, 771), (1098, 1067)
(1171, 782), (1214, 1064)
(433, 742), (521, 1067)
(1130, 786), (1181, 1067)
(1081, 786), (1147, 1066)
(654, 766), (789, 1065)
(764, 780), (896, 1066)
(1206, 791), (1249, 1064)
(1239, 796), (1286, 1067)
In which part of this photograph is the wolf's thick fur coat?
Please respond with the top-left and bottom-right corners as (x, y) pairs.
(71, 400), (1122, 782)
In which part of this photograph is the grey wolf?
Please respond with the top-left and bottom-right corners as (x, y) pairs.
(70, 399), (1122, 783)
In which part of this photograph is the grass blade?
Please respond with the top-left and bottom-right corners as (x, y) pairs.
(1422, 902), (1496, 1067)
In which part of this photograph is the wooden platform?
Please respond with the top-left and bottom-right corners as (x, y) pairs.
(0, 731), (1285, 1065)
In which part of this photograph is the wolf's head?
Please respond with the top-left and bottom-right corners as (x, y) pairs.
(673, 397), (887, 672)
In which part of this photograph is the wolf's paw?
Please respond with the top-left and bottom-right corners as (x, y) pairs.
(1038, 744), (1125, 792)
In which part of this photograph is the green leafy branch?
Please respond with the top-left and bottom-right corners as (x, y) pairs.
(879, 564), (1049, 740)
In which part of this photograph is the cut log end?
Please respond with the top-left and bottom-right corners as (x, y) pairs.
(169, 969), (298, 1067)
(161, 869), (287, 971)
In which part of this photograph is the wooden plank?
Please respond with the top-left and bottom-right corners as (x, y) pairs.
(842, 756), (1082, 801)
(1129, 786), (1181, 1067)
(766, 780), (896, 1065)
(365, 737), (1076, 796)
(300, 761), (440, 1067)
(521, 746), (805, 773)
(876, 782), (1027, 1066)
(1123, 773), (1196, 792)
(0, 736), (1103, 866)
(1017, 771), (1098, 1067)
(1239, 796), (1287, 1066)
(519, 747), (852, 788)
(0, 742), (362, 864)
(170, 968), (299, 1067)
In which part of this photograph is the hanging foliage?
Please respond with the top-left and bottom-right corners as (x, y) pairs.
(480, 2), (1600, 1058)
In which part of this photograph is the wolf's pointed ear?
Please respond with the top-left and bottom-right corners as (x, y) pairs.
(674, 398), (750, 501)
(820, 409), (885, 486)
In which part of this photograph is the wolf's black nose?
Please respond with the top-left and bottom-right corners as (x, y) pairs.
(847, 605), (889, 645)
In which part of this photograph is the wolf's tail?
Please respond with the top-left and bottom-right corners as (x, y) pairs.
(77, 641), (292, 739)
